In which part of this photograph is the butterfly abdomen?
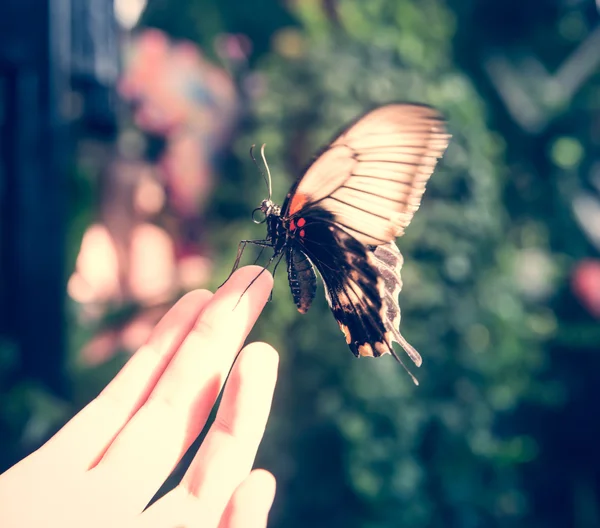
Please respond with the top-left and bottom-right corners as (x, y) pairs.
(286, 246), (317, 314)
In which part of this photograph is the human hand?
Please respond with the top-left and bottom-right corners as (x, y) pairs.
(0, 266), (278, 528)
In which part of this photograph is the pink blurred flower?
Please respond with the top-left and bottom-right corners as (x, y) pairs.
(71, 29), (236, 366)
(572, 259), (600, 318)
(119, 28), (238, 139)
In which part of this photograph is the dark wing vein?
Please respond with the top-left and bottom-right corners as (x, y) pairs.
(326, 195), (391, 220)
(341, 184), (410, 204)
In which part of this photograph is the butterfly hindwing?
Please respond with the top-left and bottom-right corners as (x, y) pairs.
(290, 210), (420, 380)
(301, 217), (387, 356)
(372, 242), (422, 367)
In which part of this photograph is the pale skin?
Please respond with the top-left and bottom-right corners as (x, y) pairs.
(0, 266), (278, 528)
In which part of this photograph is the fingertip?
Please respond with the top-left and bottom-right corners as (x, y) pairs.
(241, 342), (280, 369)
(243, 469), (277, 521)
(249, 468), (277, 499)
(144, 288), (213, 349)
(160, 288), (213, 322)
(232, 342), (279, 398)
(177, 288), (215, 306)
(219, 469), (277, 528)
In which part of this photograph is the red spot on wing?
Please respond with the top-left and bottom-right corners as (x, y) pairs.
(297, 217), (306, 227)
(299, 229), (306, 237)
(288, 193), (309, 215)
(290, 219), (296, 231)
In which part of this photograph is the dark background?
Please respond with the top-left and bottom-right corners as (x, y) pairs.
(1, 0), (600, 527)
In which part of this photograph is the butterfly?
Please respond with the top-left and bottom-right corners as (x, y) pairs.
(232, 103), (450, 383)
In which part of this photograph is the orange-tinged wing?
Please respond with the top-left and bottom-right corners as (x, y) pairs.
(282, 104), (450, 246)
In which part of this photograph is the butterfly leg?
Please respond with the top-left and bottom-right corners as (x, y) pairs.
(220, 239), (273, 287)
(233, 250), (285, 309)
(268, 251), (287, 301)
(252, 246), (268, 266)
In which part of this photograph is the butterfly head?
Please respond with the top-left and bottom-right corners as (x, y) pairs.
(252, 198), (281, 224)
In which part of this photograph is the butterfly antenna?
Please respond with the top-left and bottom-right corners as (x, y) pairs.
(250, 144), (270, 197)
(260, 143), (273, 200)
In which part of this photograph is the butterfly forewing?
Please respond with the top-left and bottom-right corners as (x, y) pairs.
(282, 104), (450, 243)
